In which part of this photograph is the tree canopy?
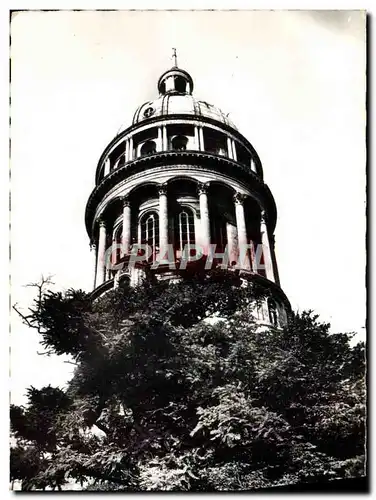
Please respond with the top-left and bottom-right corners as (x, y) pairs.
(11, 272), (366, 491)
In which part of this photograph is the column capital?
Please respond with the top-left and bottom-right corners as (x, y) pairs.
(260, 209), (268, 224)
(197, 182), (210, 195)
(233, 192), (247, 205)
(98, 218), (106, 228)
(158, 183), (168, 196)
(121, 195), (130, 207)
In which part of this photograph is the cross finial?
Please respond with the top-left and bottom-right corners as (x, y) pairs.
(172, 48), (178, 67)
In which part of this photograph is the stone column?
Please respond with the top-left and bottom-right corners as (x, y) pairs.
(199, 126), (205, 151)
(198, 183), (211, 254)
(158, 126), (163, 152)
(232, 140), (238, 161)
(249, 240), (257, 273)
(114, 270), (120, 289)
(111, 235), (117, 272)
(158, 184), (169, 256)
(90, 242), (97, 290)
(226, 222), (238, 266)
(234, 193), (250, 269)
(260, 210), (275, 282)
(128, 136), (134, 161)
(121, 196), (131, 257)
(269, 233), (280, 285)
(194, 126), (200, 151)
(114, 156), (121, 170)
(104, 158), (110, 177)
(227, 136), (233, 159)
(96, 219), (107, 287)
(162, 125), (168, 151)
(250, 158), (257, 173)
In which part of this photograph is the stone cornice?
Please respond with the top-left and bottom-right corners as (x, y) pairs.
(85, 151), (277, 238)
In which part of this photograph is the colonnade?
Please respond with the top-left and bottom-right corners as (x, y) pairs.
(93, 185), (275, 288)
(102, 124), (248, 180)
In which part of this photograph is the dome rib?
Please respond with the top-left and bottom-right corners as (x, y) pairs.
(127, 94), (237, 130)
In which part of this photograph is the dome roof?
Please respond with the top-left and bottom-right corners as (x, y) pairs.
(116, 63), (237, 135)
(130, 94), (237, 129)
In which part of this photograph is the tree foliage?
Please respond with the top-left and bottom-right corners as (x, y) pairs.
(11, 272), (366, 491)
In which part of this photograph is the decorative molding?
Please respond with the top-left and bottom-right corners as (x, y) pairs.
(158, 183), (168, 196)
(197, 182), (210, 195)
(260, 210), (268, 224)
(121, 196), (130, 207)
(233, 192), (247, 205)
(93, 151), (260, 202)
(90, 166), (265, 230)
(87, 161), (276, 237)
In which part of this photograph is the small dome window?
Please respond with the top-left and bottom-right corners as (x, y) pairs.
(143, 106), (155, 118)
(171, 135), (188, 151)
(140, 140), (157, 156)
(159, 81), (166, 94)
(174, 76), (187, 93)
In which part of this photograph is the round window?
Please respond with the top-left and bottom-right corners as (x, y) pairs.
(143, 106), (155, 118)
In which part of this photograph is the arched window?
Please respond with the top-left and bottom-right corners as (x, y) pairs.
(140, 140), (157, 157)
(171, 135), (188, 151)
(176, 208), (195, 252)
(140, 211), (159, 262)
(268, 298), (278, 327)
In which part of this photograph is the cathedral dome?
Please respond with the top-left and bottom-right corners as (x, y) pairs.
(131, 94), (237, 130)
(87, 55), (289, 329)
